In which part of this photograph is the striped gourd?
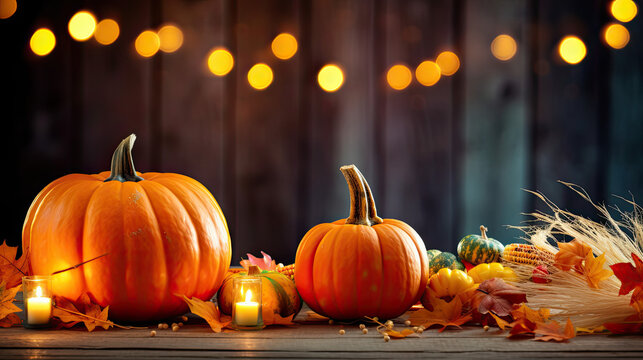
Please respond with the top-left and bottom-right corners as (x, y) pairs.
(277, 263), (295, 280)
(457, 225), (504, 265)
(429, 251), (465, 276)
(502, 244), (555, 266)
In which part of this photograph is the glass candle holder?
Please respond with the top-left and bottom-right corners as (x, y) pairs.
(231, 276), (264, 330)
(22, 275), (53, 329)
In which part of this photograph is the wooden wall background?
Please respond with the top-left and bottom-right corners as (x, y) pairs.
(2, 0), (642, 264)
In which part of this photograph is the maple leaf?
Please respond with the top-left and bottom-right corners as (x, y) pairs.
(53, 293), (113, 332)
(0, 241), (29, 288)
(0, 281), (22, 326)
(582, 253), (613, 289)
(610, 252), (643, 304)
(534, 318), (576, 342)
(263, 310), (295, 326)
(0, 313), (21, 327)
(508, 317), (536, 337)
(381, 328), (417, 339)
(489, 312), (510, 330)
(180, 295), (231, 332)
(555, 239), (592, 272)
(408, 295), (472, 332)
(240, 251), (277, 271)
(476, 278), (527, 317)
(511, 304), (550, 323)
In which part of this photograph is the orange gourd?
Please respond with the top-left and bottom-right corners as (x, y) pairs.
(294, 165), (429, 320)
(22, 135), (231, 321)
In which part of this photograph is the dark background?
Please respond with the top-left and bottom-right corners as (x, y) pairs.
(2, 0), (642, 264)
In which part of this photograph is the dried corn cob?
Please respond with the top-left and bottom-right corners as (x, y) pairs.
(277, 263), (295, 280)
(502, 243), (555, 266)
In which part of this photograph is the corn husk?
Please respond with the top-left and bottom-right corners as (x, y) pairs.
(506, 182), (642, 328)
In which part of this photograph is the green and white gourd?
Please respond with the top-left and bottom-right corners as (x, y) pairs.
(457, 225), (504, 265)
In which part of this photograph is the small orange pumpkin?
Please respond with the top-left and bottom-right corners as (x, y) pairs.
(294, 165), (429, 320)
(22, 134), (231, 321)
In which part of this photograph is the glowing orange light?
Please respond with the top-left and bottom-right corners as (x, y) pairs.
(611, 0), (637, 22)
(317, 64), (344, 92)
(491, 34), (517, 61)
(387, 64), (412, 90)
(30, 28), (56, 56)
(415, 61), (441, 87)
(207, 48), (234, 76)
(94, 19), (119, 45)
(0, 0), (17, 19)
(559, 36), (586, 65)
(603, 23), (630, 49)
(135, 30), (160, 58)
(436, 51), (460, 76)
(68, 11), (96, 41)
(271, 33), (298, 60)
(247, 63), (273, 90)
(158, 24), (183, 53)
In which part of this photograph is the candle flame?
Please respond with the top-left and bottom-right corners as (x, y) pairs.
(35, 286), (43, 298)
(245, 289), (252, 302)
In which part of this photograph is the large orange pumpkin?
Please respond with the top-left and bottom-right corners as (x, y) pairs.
(294, 165), (429, 320)
(22, 134), (231, 321)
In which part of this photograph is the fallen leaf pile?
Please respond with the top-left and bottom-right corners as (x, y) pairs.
(554, 239), (613, 289)
(179, 295), (231, 332)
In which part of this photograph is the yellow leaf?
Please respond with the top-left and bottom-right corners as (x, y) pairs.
(180, 295), (231, 332)
(382, 328), (417, 338)
(583, 253), (613, 289)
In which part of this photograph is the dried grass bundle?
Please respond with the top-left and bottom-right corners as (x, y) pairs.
(506, 182), (643, 328)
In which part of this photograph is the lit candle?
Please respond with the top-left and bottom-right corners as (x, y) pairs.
(26, 286), (52, 325)
(234, 289), (259, 326)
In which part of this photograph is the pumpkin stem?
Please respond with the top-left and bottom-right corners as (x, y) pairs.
(354, 167), (383, 225)
(340, 165), (382, 226)
(104, 134), (144, 183)
(248, 265), (261, 276)
(480, 225), (488, 240)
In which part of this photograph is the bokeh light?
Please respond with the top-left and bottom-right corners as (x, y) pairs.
(491, 34), (517, 61)
(415, 61), (441, 87)
(158, 24), (183, 53)
(30, 28), (56, 56)
(68, 11), (96, 41)
(0, 0), (17, 19)
(94, 19), (119, 45)
(436, 51), (460, 76)
(135, 30), (160, 58)
(611, 0), (638, 22)
(207, 48), (234, 76)
(603, 23), (630, 49)
(317, 64), (344, 92)
(558, 36), (587, 64)
(247, 63), (273, 90)
(271, 33), (298, 60)
(387, 64), (413, 90)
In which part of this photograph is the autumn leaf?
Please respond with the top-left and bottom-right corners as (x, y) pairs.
(180, 295), (231, 332)
(489, 312), (510, 330)
(508, 317), (536, 337)
(53, 293), (113, 332)
(381, 328), (417, 339)
(555, 239), (592, 272)
(263, 310), (295, 326)
(603, 321), (643, 334)
(476, 278), (527, 317)
(240, 251), (277, 271)
(408, 295), (472, 332)
(576, 325), (606, 334)
(0, 313), (21, 327)
(610, 252), (643, 306)
(582, 253), (613, 289)
(0, 241), (29, 288)
(511, 304), (550, 323)
(534, 318), (576, 342)
(0, 281), (22, 326)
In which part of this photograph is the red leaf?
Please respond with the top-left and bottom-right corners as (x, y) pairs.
(476, 278), (527, 317)
(603, 321), (643, 334)
(610, 253), (643, 296)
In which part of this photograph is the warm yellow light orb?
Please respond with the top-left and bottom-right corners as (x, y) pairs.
(247, 63), (273, 90)
(559, 36), (587, 64)
(415, 61), (441, 87)
(604, 23), (630, 49)
(68, 11), (96, 41)
(491, 34), (517, 61)
(135, 30), (160, 58)
(611, 0), (638, 22)
(317, 64), (344, 92)
(0, 0), (17, 19)
(30, 28), (56, 56)
(271, 33), (298, 60)
(158, 24), (183, 53)
(207, 48), (234, 76)
(387, 64), (412, 90)
(94, 19), (119, 45)
(436, 51), (460, 76)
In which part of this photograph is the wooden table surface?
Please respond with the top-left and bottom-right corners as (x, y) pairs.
(2, 303), (642, 359)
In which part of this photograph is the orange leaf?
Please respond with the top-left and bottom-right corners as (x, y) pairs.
(534, 318), (576, 342)
(0, 313), (21, 327)
(555, 239), (592, 272)
(489, 312), (510, 330)
(52, 293), (113, 332)
(180, 295), (231, 332)
(263, 310), (295, 326)
(583, 253), (613, 289)
(382, 328), (417, 339)
(511, 304), (550, 323)
(0, 241), (29, 288)
(408, 295), (472, 332)
(0, 281), (22, 325)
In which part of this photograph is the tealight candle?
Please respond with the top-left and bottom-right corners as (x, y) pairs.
(22, 275), (53, 328)
(232, 266), (264, 330)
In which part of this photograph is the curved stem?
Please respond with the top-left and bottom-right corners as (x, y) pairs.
(247, 265), (261, 276)
(480, 225), (488, 240)
(340, 165), (380, 226)
(104, 134), (144, 182)
(354, 167), (383, 225)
